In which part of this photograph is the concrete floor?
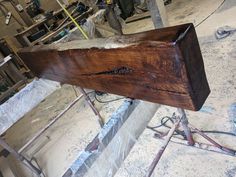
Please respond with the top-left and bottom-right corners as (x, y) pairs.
(1, 0), (236, 176)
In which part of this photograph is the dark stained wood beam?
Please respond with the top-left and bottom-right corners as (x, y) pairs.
(18, 23), (210, 111)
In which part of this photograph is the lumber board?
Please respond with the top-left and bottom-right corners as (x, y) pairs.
(18, 23), (210, 111)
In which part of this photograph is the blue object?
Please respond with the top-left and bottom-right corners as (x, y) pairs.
(228, 103), (236, 131)
(200, 106), (216, 114)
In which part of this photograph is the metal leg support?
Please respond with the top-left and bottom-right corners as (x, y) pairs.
(0, 137), (42, 177)
(189, 124), (236, 155)
(145, 115), (182, 177)
(78, 87), (104, 127)
(146, 108), (236, 176)
(177, 108), (195, 146)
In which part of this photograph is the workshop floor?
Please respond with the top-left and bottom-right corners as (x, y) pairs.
(1, 0), (236, 177)
(117, 0), (236, 176)
(0, 85), (125, 177)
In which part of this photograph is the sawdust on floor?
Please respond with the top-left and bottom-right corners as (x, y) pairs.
(116, 0), (236, 176)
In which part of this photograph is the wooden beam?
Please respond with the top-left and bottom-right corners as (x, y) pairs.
(18, 23), (210, 111)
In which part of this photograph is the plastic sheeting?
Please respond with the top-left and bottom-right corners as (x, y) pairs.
(56, 9), (106, 43)
(0, 79), (60, 135)
(63, 100), (159, 177)
(84, 101), (158, 177)
(228, 103), (236, 132)
(57, 18), (96, 43)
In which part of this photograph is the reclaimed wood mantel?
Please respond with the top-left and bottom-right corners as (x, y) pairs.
(18, 23), (210, 111)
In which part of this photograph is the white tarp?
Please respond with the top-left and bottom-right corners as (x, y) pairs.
(0, 79), (60, 135)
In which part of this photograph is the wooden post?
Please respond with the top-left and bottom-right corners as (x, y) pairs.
(146, 0), (169, 28)
(9, 1), (33, 27)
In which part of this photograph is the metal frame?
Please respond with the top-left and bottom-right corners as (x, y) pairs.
(0, 87), (103, 176)
(0, 137), (43, 176)
(145, 108), (236, 177)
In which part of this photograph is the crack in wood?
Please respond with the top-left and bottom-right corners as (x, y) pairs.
(81, 67), (133, 76)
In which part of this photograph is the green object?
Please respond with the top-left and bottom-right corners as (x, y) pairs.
(117, 0), (134, 19)
(0, 82), (8, 92)
(33, 0), (40, 8)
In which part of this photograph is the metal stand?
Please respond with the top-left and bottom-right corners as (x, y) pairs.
(0, 87), (104, 176)
(0, 138), (43, 177)
(145, 108), (236, 177)
(177, 108), (195, 146)
(78, 87), (104, 127)
(146, 115), (182, 177)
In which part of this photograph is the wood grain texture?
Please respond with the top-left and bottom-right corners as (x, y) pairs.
(18, 23), (210, 111)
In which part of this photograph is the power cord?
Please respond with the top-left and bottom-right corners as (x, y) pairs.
(94, 92), (126, 103)
(195, 0), (226, 28)
(147, 115), (236, 139)
(72, 88), (125, 103)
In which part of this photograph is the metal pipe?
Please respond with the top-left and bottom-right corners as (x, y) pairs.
(145, 116), (181, 177)
(78, 87), (104, 127)
(174, 139), (236, 157)
(154, 134), (236, 157)
(189, 124), (236, 155)
(19, 94), (84, 153)
(177, 108), (195, 146)
(0, 138), (41, 176)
